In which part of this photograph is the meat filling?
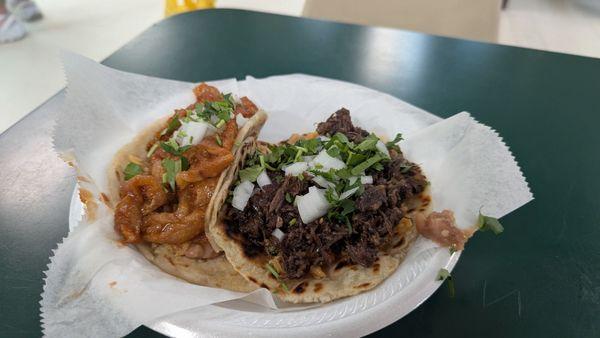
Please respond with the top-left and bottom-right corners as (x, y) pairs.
(114, 84), (257, 252)
(226, 109), (428, 279)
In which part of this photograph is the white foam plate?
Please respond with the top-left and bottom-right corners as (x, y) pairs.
(67, 74), (460, 337)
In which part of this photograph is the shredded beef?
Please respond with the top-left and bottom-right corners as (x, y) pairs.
(226, 110), (427, 279)
(316, 108), (369, 143)
(356, 185), (387, 212)
(374, 150), (428, 207)
(347, 238), (379, 267)
(281, 224), (313, 278)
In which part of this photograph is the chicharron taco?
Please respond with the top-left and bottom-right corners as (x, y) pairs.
(208, 108), (432, 302)
(109, 83), (267, 292)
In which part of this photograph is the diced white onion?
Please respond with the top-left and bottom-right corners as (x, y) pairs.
(376, 140), (390, 158)
(256, 170), (272, 188)
(283, 162), (309, 176)
(319, 136), (330, 142)
(303, 155), (316, 163)
(177, 121), (214, 146)
(312, 175), (335, 189)
(297, 186), (330, 224)
(232, 181), (254, 210)
(272, 228), (286, 241)
(312, 150), (346, 171)
(236, 113), (247, 127)
(340, 186), (359, 200)
(360, 175), (373, 184)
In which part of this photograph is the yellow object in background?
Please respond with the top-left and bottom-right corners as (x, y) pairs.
(165, 0), (216, 17)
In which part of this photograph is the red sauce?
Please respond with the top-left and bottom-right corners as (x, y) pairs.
(415, 210), (471, 250)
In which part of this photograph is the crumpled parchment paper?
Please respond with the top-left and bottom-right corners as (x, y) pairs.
(41, 53), (532, 337)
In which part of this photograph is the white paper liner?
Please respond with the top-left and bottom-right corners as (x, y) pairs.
(41, 53), (532, 337)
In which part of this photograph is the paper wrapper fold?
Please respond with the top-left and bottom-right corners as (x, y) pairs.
(42, 53), (532, 337)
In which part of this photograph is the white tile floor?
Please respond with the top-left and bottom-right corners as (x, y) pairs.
(0, 0), (598, 132)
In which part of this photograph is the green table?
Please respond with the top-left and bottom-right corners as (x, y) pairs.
(1, 9), (599, 337)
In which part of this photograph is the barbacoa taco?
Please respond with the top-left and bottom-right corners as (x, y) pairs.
(110, 83), (267, 292)
(208, 108), (432, 302)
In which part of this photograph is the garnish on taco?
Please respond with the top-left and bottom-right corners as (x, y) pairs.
(208, 108), (432, 302)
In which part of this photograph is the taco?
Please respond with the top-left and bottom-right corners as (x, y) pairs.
(208, 108), (431, 302)
(110, 83), (267, 292)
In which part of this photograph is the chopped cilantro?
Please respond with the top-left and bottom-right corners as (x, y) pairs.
(265, 263), (280, 278)
(477, 212), (504, 234)
(385, 133), (403, 151)
(223, 93), (234, 106)
(346, 151), (367, 166)
(326, 145), (341, 158)
(355, 134), (379, 152)
(293, 147), (305, 162)
(289, 218), (297, 226)
(263, 145), (285, 164)
(160, 139), (178, 153)
(238, 165), (263, 182)
(329, 132), (349, 144)
(161, 115), (181, 136)
(285, 192), (293, 203)
(372, 162), (385, 171)
(324, 188), (356, 232)
(206, 100), (233, 123)
(161, 158), (181, 191)
(436, 268), (455, 298)
(336, 168), (353, 179)
(160, 140), (191, 157)
(324, 187), (339, 204)
(266, 263), (289, 292)
(259, 155), (277, 171)
(192, 94), (235, 127)
(179, 145), (192, 154)
(181, 156), (190, 170)
(124, 162), (143, 180)
(350, 153), (384, 175)
(295, 138), (322, 154)
(339, 199), (356, 216)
